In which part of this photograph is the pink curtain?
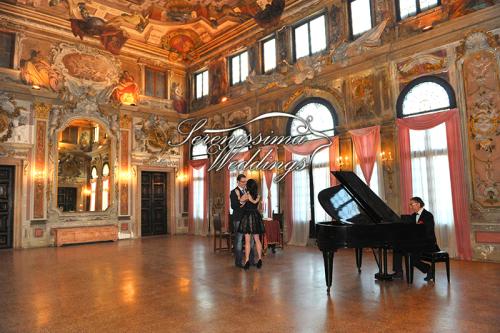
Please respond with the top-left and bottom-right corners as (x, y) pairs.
(188, 159), (209, 235)
(283, 136), (339, 242)
(397, 109), (472, 260)
(260, 146), (277, 218)
(349, 126), (380, 186)
(284, 149), (294, 243)
(329, 137), (340, 186)
(224, 150), (251, 230)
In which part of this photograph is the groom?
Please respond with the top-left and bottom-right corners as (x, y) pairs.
(230, 174), (254, 268)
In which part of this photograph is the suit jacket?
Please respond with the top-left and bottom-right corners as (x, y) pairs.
(412, 209), (440, 252)
(230, 187), (245, 222)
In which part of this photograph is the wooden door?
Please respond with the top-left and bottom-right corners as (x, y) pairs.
(141, 172), (167, 236)
(0, 166), (14, 249)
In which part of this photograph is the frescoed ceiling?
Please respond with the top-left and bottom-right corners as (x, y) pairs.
(10, 0), (285, 61)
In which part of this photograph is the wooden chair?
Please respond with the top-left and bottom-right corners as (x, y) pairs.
(213, 214), (231, 252)
(272, 211), (285, 250)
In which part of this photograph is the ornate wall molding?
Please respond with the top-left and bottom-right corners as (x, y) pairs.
(457, 31), (500, 209)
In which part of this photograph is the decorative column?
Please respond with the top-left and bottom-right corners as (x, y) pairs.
(33, 102), (50, 219)
(457, 31), (500, 261)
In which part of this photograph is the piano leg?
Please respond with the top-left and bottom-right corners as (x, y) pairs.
(355, 248), (362, 273)
(374, 248), (393, 281)
(322, 250), (334, 294)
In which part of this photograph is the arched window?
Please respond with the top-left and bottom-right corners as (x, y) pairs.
(396, 76), (457, 256)
(397, 75), (456, 118)
(286, 98), (337, 245)
(288, 98), (336, 140)
(191, 140), (208, 160)
(102, 163), (110, 211)
(229, 127), (250, 152)
(90, 166), (98, 212)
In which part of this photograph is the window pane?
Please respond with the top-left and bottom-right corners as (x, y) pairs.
(229, 128), (249, 152)
(231, 55), (240, 85)
(294, 23), (310, 59)
(310, 15), (327, 54)
(420, 0), (439, 11)
(240, 52), (249, 82)
(263, 38), (276, 72)
(192, 140), (208, 160)
(196, 73), (203, 99)
(312, 148), (330, 223)
(202, 71), (209, 96)
(145, 68), (154, 97)
(402, 81), (451, 115)
(351, 0), (373, 36)
(0, 32), (14, 68)
(155, 72), (165, 98)
(291, 102), (335, 140)
(399, 0), (417, 19)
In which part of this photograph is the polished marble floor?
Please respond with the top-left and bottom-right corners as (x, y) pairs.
(0, 236), (499, 333)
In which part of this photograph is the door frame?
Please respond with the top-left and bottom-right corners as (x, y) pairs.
(0, 158), (23, 249)
(135, 166), (176, 237)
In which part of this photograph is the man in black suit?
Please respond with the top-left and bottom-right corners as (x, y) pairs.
(230, 174), (254, 267)
(392, 197), (440, 281)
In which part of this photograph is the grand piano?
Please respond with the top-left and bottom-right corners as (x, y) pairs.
(316, 171), (436, 293)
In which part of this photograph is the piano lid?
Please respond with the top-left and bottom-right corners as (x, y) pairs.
(318, 171), (401, 224)
(333, 171), (401, 224)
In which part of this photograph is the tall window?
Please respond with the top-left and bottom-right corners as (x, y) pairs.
(262, 37), (277, 73)
(90, 166), (98, 212)
(191, 140), (208, 160)
(262, 172), (279, 218)
(348, 0), (373, 38)
(191, 140), (208, 235)
(102, 163), (110, 211)
(397, 76), (457, 256)
(195, 70), (209, 99)
(396, 0), (440, 20)
(287, 98), (337, 245)
(145, 67), (166, 98)
(230, 51), (249, 85)
(293, 14), (327, 61)
(0, 32), (15, 68)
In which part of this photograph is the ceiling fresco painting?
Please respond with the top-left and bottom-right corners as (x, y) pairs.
(13, 0), (286, 59)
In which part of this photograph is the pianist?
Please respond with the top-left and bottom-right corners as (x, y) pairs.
(392, 197), (440, 281)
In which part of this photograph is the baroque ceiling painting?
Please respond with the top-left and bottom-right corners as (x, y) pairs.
(12, 0), (286, 58)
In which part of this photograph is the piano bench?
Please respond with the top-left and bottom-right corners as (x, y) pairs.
(421, 251), (450, 283)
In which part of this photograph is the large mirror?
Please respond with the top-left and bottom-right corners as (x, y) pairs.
(57, 119), (112, 212)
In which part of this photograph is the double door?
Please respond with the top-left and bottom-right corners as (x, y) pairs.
(141, 172), (167, 236)
(0, 166), (14, 249)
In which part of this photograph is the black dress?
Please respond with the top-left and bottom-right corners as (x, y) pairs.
(237, 198), (265, 235)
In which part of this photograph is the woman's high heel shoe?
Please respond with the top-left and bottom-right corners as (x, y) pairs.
(244, 261), (250, 270)
(256, 259), (262, 269)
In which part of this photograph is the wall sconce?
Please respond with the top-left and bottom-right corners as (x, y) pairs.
(120, 93), (137, 106)
(336, 156), (350, 170)
(380, 150), (394, 193)
(119, 169), (132, 181)
(32, 169), (46, 180)
(176, 170), (188, 182)
(221, 96), (228, 103)
(82, 187), (92, 196)
(380, 151), (393, 172)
